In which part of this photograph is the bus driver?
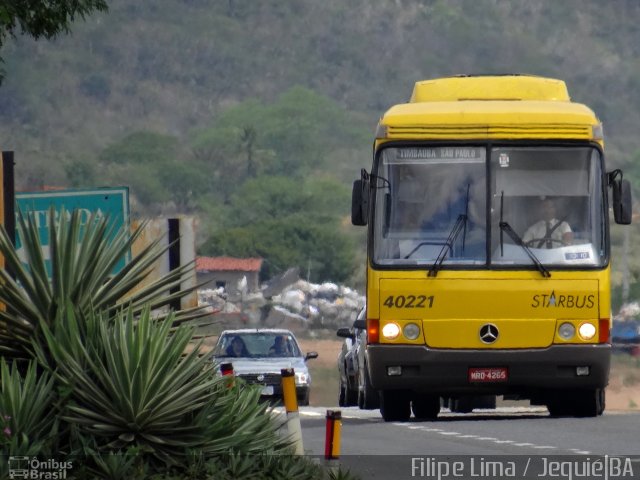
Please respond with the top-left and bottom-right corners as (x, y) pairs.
(523, 197), (573, 248)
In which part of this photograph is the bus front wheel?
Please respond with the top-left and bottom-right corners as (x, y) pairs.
(547, 388), (605, 417)
(380, 390), (411, 422)
(412, 395), (440, 420)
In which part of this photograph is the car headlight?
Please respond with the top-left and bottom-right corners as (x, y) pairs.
(295, 371), (309, 386)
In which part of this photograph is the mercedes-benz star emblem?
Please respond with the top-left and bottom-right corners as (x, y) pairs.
(479, 324), (499, 344)
(257, 374), (265, 382)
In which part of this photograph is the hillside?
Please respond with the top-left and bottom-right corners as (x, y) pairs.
(1, 0), (640, 295)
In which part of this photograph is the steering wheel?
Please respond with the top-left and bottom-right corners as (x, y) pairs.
(525, 238), (564, 248)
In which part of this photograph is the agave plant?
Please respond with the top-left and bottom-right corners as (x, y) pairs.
(35, 304), (290, 472)
(0, 358), (58, 459)
(0, 207), (200, 360)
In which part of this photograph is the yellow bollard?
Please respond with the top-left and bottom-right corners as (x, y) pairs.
(324, 410), (342, 460)
(281, 368), (304, 455)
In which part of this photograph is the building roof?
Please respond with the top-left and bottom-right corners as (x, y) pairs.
(196, 256), (263, 272)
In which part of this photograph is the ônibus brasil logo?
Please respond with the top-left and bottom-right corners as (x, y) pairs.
(8, 456), (73, 479)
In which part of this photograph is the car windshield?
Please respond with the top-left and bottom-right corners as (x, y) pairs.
(213, 332), (302, 358)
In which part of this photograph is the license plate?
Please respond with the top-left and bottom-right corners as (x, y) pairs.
(261, 385), (274, 395)
(468, 367), (508, 382)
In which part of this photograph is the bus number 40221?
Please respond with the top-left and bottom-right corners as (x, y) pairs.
(383, 295), (434, 308)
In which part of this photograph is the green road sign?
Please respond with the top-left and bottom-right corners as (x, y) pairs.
(15, 187), (130, 274)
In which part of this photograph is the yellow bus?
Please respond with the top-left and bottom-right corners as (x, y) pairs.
(351, 75), (632, 421)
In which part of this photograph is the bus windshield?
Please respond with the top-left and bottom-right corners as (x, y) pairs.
(371, 145), (606, 269)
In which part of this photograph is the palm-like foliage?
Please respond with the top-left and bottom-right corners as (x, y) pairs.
(0, 358), (57, 459)
(0, 206), (322, 478)
(36, 305), (289, 470)
(0, 207), (200, 359)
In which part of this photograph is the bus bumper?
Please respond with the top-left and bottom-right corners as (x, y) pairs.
(366, 344), (610, 394)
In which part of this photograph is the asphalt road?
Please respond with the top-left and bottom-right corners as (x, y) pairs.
(285, 406), (640, 479)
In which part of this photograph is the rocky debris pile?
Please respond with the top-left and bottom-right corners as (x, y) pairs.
(198, 279), (365, 332)
(616, 302), (640, 321)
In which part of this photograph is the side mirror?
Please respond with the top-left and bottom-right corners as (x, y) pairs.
(612, 178), (632, 225)
(305, 351), (319, 361)
(353, 319), (366, 330)
(336, 327), (353, 339)
(351, 176), (369, 226)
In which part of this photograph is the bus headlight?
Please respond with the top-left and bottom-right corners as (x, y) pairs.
(403, 323), (420, 340)
(558, 322), (575, 340)
(382, 322), (400, 340)
(578, 322), (597, 340)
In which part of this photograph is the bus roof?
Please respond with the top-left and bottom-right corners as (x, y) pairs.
(410, 75), (570, 102)
(378, 75), (600, 141)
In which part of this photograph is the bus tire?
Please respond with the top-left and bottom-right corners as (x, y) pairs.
(474, 395), (496, 409)
(547, 388), (605, 417)
(380, 390), (411, 422)
(412, 395), (440, 420)
(574, 388), (605, 417)
(451, 397), (474, 413)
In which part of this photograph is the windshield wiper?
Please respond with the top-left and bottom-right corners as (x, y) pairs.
(499, 221), (550, 278)
(428, 213), (467, 277)
(427, 184), (471, 277)
(498, 192), (550, 278)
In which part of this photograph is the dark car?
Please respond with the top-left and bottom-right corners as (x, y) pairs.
(336, 309), (379, 409)
(611, 319), (640, 356)
(212, 328), (318, 406)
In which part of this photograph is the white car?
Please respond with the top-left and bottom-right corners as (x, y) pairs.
(212, 328), (318, 406)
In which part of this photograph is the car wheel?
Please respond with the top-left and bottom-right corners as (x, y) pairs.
(380, 390), (411, 422)
(345, 384), (358, 406)
(299, 390), (310, 407)
(338, 380), (346, 407)
(358, 362), (380, 409)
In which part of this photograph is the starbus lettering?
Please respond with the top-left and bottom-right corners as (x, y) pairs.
(531, 291), (595, 309)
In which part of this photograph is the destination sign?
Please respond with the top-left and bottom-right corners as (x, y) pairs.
(394, 147), (485, 163)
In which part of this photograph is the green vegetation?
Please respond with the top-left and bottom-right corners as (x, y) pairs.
(0, 0), (108, 81)
(0, 208), (359, 478)
(0, 207), (198, 361)
(1, 0), (639, 292)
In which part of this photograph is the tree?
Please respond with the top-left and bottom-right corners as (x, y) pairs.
(0, 0), (108, 82)
(98, 131), (209, 211)
(204, 216), (356, 283)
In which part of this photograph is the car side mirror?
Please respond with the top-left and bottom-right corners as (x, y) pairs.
(353, 319), (366, 330)
(336, 327), (353, 339)
(305, 351), (318, 361)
